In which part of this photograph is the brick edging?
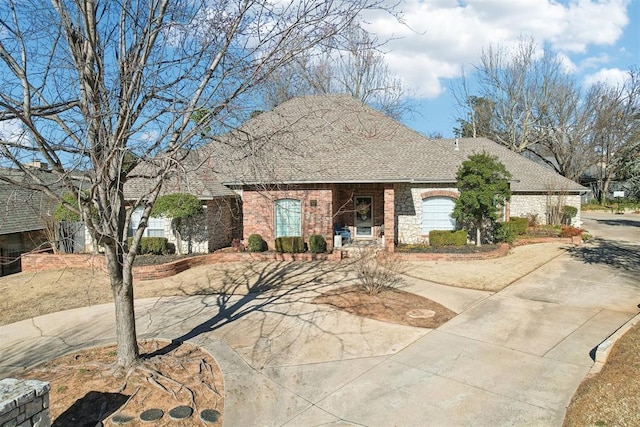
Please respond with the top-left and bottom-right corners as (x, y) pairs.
(395, 243), (510, 261)
(20, 237), (576, 280)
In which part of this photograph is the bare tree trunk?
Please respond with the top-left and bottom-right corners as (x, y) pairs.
(105, 244), (139, 367)
(476, 226), (481, 247)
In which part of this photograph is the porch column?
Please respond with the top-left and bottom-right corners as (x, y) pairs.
(384, 187), (395, 252)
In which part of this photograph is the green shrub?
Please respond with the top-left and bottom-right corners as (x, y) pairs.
(128, 237), (169, 255)
(429, 230), (467, 247)
(309, 234), (327, 253)
(247, 234), (267, 252)
(493, 222), (516, 244)
(508, 217), (529, 235)
(562, 205), (578, 224)
(275, 236), (305, 253)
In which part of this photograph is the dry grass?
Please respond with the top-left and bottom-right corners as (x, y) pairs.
(563, 322), (640, 426)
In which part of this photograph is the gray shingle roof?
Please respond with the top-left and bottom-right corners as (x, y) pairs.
(205, 94), (586, 193)
(0, 169), (61, 235)
(124, 154), (238, 200)
(442, 137), (588, 193)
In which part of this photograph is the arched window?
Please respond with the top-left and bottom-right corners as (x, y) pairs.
(275, 199), (301, 238)
(421, 197), (456, 234)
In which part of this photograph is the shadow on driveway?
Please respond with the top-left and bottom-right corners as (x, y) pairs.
(567, 238), (640, 273)
(143, 260), (357, 360)
(589, 216), (640, 228)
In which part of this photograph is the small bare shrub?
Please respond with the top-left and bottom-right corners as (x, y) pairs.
(351, 247), (405, 295)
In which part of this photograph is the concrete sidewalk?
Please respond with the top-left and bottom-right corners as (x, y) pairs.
(1, 211), (639, 426)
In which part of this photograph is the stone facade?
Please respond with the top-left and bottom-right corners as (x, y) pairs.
(395, 184), (460, 244)
(0, 379), (50, 427)
(510, 194), (582, 226)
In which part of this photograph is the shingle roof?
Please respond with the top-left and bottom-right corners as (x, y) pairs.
(123, 153), (238, 200)
(436, 137), (588, 193)
(206, 94), (587, 193)
(0, 169), (60, 235)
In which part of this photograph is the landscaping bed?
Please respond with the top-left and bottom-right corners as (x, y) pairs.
(397, 243), (501, 254)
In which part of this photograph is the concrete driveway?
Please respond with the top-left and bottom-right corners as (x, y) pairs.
(1, 211), (638, 426)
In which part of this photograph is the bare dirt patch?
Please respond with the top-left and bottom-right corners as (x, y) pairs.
(313, 285), (457, 329)
(19, 340), (223, 427)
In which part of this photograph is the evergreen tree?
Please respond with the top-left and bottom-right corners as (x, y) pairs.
(453, 153), (511, 246)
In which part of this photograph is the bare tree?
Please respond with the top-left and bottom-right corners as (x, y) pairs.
(262, 22), (412, 120)
(458, 37), (610, 183)
(588, 69), (640, 203)
(534, 74), (595, 181)
(0, 0), (389, 368)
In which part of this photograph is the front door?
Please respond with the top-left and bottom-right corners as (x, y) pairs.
(354, 196), (373, 238)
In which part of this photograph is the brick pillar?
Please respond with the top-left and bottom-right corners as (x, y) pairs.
(384, 187), (395, 252)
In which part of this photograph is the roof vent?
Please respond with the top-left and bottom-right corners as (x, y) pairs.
(454, 138), (459, 151)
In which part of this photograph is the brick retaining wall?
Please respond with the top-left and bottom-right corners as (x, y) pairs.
(21, 237), (576, 281)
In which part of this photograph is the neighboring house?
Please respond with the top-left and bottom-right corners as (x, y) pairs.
(0, 164), (61, 275)
(125, 94), (588, 253)
(123, 155), (242, 254)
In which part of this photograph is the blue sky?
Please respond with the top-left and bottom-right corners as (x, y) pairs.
(363, 0), (640, 137)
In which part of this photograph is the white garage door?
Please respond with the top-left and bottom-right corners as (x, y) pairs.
(422, 197), (456, 234)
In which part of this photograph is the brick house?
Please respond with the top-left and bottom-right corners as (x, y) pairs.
(205, 94), (588, 251)
(126, 94), (588, 253)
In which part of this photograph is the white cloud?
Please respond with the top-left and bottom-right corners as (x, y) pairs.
(362, 0), (631, 98)
(583, 67), (629, 87)
(0, 119), (31, 146)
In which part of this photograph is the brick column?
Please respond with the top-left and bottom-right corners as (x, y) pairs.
(384, 187), (395, 252)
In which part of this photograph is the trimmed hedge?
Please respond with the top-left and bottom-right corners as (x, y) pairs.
(429, 230), (467, 247)
(508, 217), (529, 235)
(247, 234), (267, 252)
(494, 222), (516, 244)
(309, 234), (327, 253)
(275, 236), (305, 253)
(128, 237), (169, 255)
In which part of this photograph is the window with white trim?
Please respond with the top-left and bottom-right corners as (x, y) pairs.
(129, 207), (165, 237)
(421, 197), (456, 234)
(275, 199), (301, 238)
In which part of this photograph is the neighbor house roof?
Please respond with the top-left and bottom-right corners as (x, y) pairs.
(0, 168), (60, 235)
(205, 94), (587, 193)
(123, 153), (238, 201)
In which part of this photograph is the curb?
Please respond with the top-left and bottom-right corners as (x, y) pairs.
(589, 311), (640, 375)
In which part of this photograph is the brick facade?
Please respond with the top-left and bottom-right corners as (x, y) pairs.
(206, 197), (243, 251)
(242, 186), (334, 250)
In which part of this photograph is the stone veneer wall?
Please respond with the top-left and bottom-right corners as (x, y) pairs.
(0, 379), (50, 427)
(510, 194), (581, 226)
(395, 184), (459, 244)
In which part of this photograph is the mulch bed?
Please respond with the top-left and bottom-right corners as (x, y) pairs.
(313, 285), (457, 329)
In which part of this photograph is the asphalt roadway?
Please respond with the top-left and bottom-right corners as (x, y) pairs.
(1, 211), (639, 426)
